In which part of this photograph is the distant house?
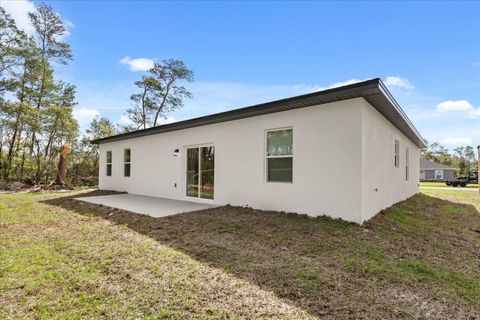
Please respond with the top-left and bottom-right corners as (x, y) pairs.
(420, 158), (455, 181)
(92, 79), (426, 224)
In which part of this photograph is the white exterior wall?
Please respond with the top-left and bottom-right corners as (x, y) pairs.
(360, 100), (420, 222)
(99, 98), (364, 223)
(98, 97), (421, 224)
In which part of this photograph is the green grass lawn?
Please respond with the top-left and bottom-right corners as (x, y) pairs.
(1, 189), (479, 319)
(420, 181), (479, 188)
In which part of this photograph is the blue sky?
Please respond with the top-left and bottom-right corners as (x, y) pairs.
(3, 0), (480, 149)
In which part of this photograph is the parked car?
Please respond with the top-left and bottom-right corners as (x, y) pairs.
(445, 171), (478, 187)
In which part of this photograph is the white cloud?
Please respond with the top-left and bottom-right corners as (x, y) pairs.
(119, 114), (133, 126)
(1, 0), (36, 35)
(157, 116), (177, 125)
(384, 76), (415, 90)
(469, 108), (480, 117)
(436, 100), (480, 118)
(120, 56), (154, 72)
(315, 76), (415, 92)
(117, 114), (175, 128)
(2, 0), (73, 39)
(73, 107), (100, 132)
(440, 137), (473, 145)
(316, 78), (368, 91)
(436, 100), (473, 112)
(57, 19), (75, 40)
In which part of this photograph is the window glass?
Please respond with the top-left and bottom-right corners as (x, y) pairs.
(200, 146), (215, 199)
(124, 149), (131, 177)
(186, 148), (199, 197)
(267, 158), (293, 182)
(435, 170), (443, 180)
(106, 151), (112, 176)
(266, 128), (293, 182)
(394, 140), (399, 168)
(124, 149), (131, 163)
(267, 129), (293, 156)
(186, 146), (215, 199)
(405, 147), (409, 181)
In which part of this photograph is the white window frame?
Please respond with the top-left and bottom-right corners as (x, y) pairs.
(123, 148), (131, 177)
(265, 127), (293, 183)
(405, 147), (409, 181)
(435, 170), (443, 180)
(394, 139), (400, 168)
(106, 151), (112, 177)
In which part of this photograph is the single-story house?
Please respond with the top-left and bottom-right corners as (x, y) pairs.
(92, 78), (426, 224)
(420, 158), (455, 181)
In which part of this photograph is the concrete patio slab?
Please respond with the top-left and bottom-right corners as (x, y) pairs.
(75, 194), (217, 218)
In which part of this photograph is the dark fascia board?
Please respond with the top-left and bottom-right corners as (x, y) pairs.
(91, 78), (427, 148)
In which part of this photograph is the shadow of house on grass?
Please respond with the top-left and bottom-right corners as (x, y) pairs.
(43, 191), (480, 319)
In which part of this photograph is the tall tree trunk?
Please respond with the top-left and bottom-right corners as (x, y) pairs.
(19, 151), (26, 181)
(4, 61), (29, 181)
(5, 106), (24, 181)
(13, 123), (24, 180)
(34, 142), (42, 184)
(141, 87), (147, 129)
(153, 80), (173, 127)
(30, 41), (47, 158)
(55, 144), (71, 187)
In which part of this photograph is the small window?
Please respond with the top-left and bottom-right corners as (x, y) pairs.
(124, 148), (131, 177)
(266, 128), (293, 182)
(435, 170), (443, 180)
(106, 151), (112, 176)
(405, 147), (409, 181)
(394, 140), (399, 168)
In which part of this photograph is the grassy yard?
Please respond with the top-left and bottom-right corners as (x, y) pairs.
(1, 189), (479, 319)
(420, 181), (479, 188)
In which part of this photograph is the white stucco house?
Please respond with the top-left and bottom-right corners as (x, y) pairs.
(92, 79), (426, 224)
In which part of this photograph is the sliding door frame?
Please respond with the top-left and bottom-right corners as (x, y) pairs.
(183, 143), (215, 202)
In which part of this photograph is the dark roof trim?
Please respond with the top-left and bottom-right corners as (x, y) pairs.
(91, 78), (427, 148)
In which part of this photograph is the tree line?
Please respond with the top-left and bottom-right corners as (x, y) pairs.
(0, 4), (79, 186)
(0, 4), (193, 189)
(422, 142), (478, 176)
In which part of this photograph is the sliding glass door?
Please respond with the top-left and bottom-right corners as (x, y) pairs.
(186, 148), (199, 197)
(186, 146), (214, 199)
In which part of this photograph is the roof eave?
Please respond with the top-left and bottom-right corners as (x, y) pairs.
(376, 80), (427, 149)
(91, 78), (427, 148)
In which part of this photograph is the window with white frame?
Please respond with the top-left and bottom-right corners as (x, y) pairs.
(394, 140), (399, 168)
(405, 147), (409, 181)
(266, 128), (293, 182)
(124, 148), (131, 177)
(106, 151), (112, 176)
(435, 170), (443, 180)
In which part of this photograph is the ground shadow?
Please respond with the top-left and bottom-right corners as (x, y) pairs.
(43, 190), (480, 318)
